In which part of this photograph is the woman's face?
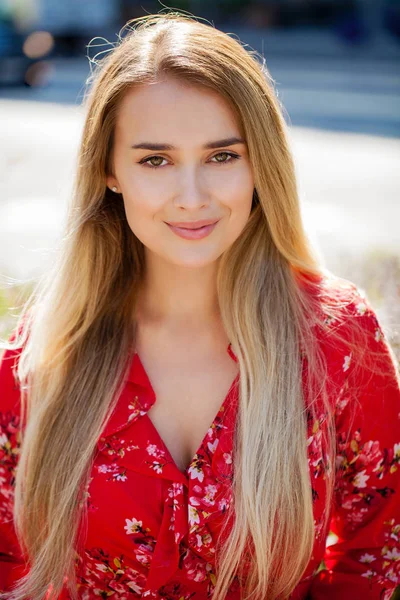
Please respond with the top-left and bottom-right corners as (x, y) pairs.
(107, 77), (255, 268)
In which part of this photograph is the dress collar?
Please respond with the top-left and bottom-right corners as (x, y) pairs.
(98, 342), (237, 442)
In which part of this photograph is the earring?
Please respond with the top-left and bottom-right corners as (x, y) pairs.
(112, 186), (118, 193)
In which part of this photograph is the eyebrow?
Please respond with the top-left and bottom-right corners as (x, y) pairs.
(131, 136), (246, 151)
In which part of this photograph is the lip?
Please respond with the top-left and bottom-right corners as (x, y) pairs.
(165, 219), (219, 229)
(166, 220), (219, 240)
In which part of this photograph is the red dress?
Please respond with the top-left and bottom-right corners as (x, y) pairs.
(1, 279), (399, 599)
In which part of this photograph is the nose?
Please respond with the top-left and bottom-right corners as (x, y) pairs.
(173, 164), (210, 210)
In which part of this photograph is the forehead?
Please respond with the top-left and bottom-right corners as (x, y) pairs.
(115, 78), (242, 144)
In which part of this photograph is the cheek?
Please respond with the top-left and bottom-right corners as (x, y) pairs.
(218, 167), (254, 212)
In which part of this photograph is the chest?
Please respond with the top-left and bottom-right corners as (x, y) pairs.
(138, 345), (239, 473)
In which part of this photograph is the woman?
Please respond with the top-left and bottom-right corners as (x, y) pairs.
(0, 11), (399, 600)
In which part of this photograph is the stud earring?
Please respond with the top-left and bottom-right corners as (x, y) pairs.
(112, 186), (118, 193)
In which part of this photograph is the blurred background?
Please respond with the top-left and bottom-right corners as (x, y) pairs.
(0, 0), (399, 367)
(0, 3), (399, 593)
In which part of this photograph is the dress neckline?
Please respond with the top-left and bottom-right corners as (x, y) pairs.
(133, 341), (239, 476)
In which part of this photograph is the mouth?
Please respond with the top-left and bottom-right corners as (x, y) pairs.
(165, 219), (220, 230)
(165, 220), (220, 239)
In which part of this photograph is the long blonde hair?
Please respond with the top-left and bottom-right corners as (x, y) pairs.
(0, 11), (380, 600)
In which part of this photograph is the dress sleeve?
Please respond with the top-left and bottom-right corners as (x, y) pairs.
(309, 288), (400, 600)
(0, 334), (28, 589)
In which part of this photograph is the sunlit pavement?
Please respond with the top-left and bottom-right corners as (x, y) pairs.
(1, 97), (399, 286)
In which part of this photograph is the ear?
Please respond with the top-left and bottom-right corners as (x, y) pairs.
(106, 176), (119, 193)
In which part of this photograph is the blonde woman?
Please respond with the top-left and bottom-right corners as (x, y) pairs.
(0, 11), (399, 600)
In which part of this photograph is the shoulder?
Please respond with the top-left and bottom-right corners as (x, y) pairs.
(300, 272), (399, 400)
(302, 272), (386, 349)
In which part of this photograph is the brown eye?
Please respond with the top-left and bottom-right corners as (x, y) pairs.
(211, 152), (240, 165)
(139, 156), (167, 169)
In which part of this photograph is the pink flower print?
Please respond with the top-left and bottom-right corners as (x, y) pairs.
(358, 440), (382, 468)
(342, 495), (362, 511)
(145, 441), (168, 472)
(135, 542), (155, 568)
(218, 496), (231, 512)
(203, 484), (218, 506)
(223, 452), (232, 465)
(97, 464), (109, 474)
(146, 443), (159, 457)
(347, 507), (369, 527)
(182, 552), (208, 583)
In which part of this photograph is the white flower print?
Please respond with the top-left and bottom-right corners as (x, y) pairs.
(394, 443), (400, 459)
(343, 354), (352, 372)
(207, 438), (219, 454)
(124, 517), (143, 534)
(359, 553), (376, 563)
(188, 464), (204, 482)
(383, 548), (400, 561)
(127, 581), (144, 594)
(356, 302), (367, 315)
(361, 569), (377, 579)
(385, 568), (398, 584)
(188, 504), (200, 527)
(352, 469), (370, 488)
(151, 461), (164, 474)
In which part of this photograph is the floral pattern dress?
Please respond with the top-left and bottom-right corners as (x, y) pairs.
(1, 277), (399, 599)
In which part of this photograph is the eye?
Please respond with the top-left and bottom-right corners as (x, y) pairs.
(210, 151), (240, 165)
(138, 155), (168, 169)
(138, 151), (240, 170)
